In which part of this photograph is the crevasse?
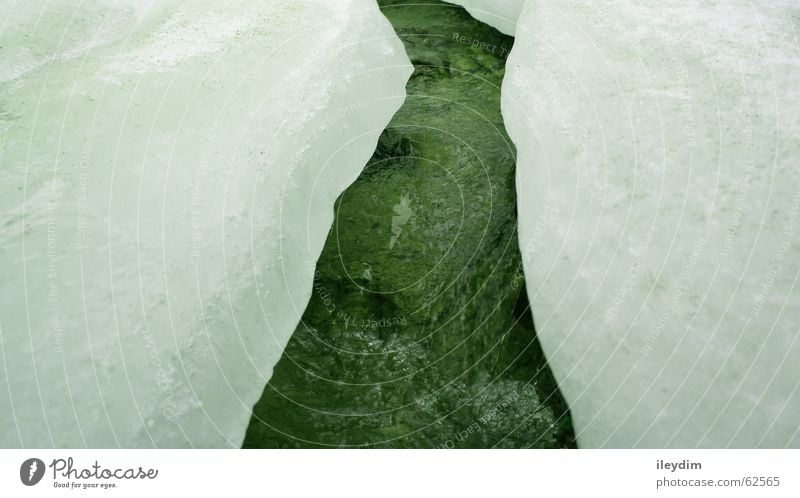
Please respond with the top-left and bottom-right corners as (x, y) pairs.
(0, 0), (412, 447)
(243, 0), (574, 449)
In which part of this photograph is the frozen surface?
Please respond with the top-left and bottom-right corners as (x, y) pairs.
(442, 0), (523, 36)
(0, 0), (411, 447)
(505, 0), (800, 447)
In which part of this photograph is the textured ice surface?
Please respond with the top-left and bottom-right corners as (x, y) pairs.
(442, 0), (523, 36)
(505, 0), (800, 447)
(0, 0), (411, 447)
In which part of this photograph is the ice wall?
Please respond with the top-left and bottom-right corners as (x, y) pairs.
(0, 0), (411, 447)
(442, 0), (523, 36)
(505, 0), (800, 447)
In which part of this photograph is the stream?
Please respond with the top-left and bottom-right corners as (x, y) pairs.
(243, 0), (575, 448)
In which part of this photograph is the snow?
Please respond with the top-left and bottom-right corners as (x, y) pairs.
(0, 0), (411, 447)
(442, 0), (523, 36)
(505, 0), (800, 447)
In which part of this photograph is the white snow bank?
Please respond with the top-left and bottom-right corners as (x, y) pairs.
(442, 0), (524, 36)
(0, 0), (412, 447)
(505, 0), (800, 447)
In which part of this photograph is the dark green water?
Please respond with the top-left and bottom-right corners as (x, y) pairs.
(243, 0), (575, 448)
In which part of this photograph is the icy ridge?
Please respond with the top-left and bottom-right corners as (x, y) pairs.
(504, 0), (800, 447)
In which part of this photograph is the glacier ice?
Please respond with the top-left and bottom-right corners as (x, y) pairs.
(505, 0), (800, 447)
(0, 0), (411, 447)
(442, 0), (523, 36)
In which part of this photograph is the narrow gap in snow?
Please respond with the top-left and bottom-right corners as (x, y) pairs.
(243, 0), (574, 449)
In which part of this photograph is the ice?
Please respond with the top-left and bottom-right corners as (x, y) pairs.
(0, 0), (411, 447)
(442, 0), (523, 35)
(504, 0), (800, 447)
